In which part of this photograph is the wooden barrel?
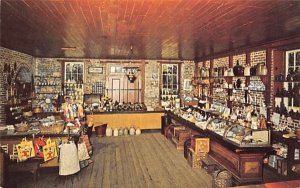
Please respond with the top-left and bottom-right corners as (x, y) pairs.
(94, 124), (107, 137)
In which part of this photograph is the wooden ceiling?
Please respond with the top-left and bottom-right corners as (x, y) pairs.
(1, 0), (300, 60)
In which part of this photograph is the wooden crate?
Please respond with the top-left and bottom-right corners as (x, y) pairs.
(164, 124), (184, 138)
(171, 130), (191, 150)
(172, 125), (186, 136)
(187, 148), (207, 168)
(193, 138), (210, 153)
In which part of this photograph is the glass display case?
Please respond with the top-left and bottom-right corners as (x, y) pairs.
(207, 117), (270, 147)
(206, 118), (229, 136)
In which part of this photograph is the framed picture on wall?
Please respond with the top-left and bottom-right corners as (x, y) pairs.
(88, 67), (103, 74)
(184, 79), (192, 91)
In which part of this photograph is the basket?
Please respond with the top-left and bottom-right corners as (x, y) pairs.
(212, 169), (232, 188)
(14, 124), (30, 132)
(39, 121), (65, 133)
(15, 125), (29, 132)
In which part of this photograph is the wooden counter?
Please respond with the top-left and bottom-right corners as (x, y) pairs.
(86, 111), (164, 130)
(166, 111), (271, 185)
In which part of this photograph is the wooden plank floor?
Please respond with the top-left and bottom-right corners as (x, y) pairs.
(8, 132), (212, 188)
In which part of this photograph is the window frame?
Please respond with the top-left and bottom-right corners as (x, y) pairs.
(64, 62), (85, 83)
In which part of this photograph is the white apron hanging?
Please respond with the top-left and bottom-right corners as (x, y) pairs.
(59, 142), (80, 176)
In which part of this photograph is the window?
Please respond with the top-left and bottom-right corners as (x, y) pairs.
(160, 63), (179, 105)
(64, 62), (85, 102)
(64, 62), (84, 83)
(285, 49), (300, 111)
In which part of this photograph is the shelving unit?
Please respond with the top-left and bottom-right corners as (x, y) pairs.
(193, 68), (269, 116)
(32, 76), (62, 113)
(4, 66), (34, 124)
(269, 131), (300, 178)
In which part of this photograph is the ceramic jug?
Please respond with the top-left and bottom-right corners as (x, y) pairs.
(129, 127), (135, 135)
(118, 128), (124, 136)
(113, 128), (118, 136)
(135, 128), (141, 135)
(244, 64), (251, 76)
(123, 128), (129, 135)
(227, 68), (234, 76)
(106, 126), (113, 137)
(257, 63), (267, 75)
(224, 68), (228, 76)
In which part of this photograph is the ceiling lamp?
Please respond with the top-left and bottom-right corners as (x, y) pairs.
(124, 45), (139, 83)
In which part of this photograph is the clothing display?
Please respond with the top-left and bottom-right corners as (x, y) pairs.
(59, 142), (80, 176)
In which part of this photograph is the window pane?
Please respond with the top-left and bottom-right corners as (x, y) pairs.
(173, 65), (177, 74)
(78, 74), (83, 82)
(296, 52), (300, 66)
(288, 52), (294, 66)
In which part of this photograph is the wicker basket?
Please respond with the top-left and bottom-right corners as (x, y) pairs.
(14, 124), (30, 132)
(39, 121), (65, 133)
(212, 169), (232, 188)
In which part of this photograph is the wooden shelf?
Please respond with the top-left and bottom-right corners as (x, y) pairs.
(35, 84), (61, 87)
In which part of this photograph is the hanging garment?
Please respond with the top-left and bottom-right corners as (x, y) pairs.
(59, 142), (80, 176)
(77, 142), (90, 161)
(80, 134), (92, 155)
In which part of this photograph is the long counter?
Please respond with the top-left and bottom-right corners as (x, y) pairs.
(86, 110), (164, 130)
(166, 111), (271, 184)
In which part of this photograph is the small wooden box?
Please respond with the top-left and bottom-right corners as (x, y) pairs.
(171, 130), (191, 150)
(165, 124), (185, 138)
(187, 148), (207, 168)
(193, 138), (210, 153)
(172, 126), (186, 136)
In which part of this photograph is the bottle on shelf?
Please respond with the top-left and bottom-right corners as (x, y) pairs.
(233, 60), (244, 76)
(286, 68), (294, 82)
